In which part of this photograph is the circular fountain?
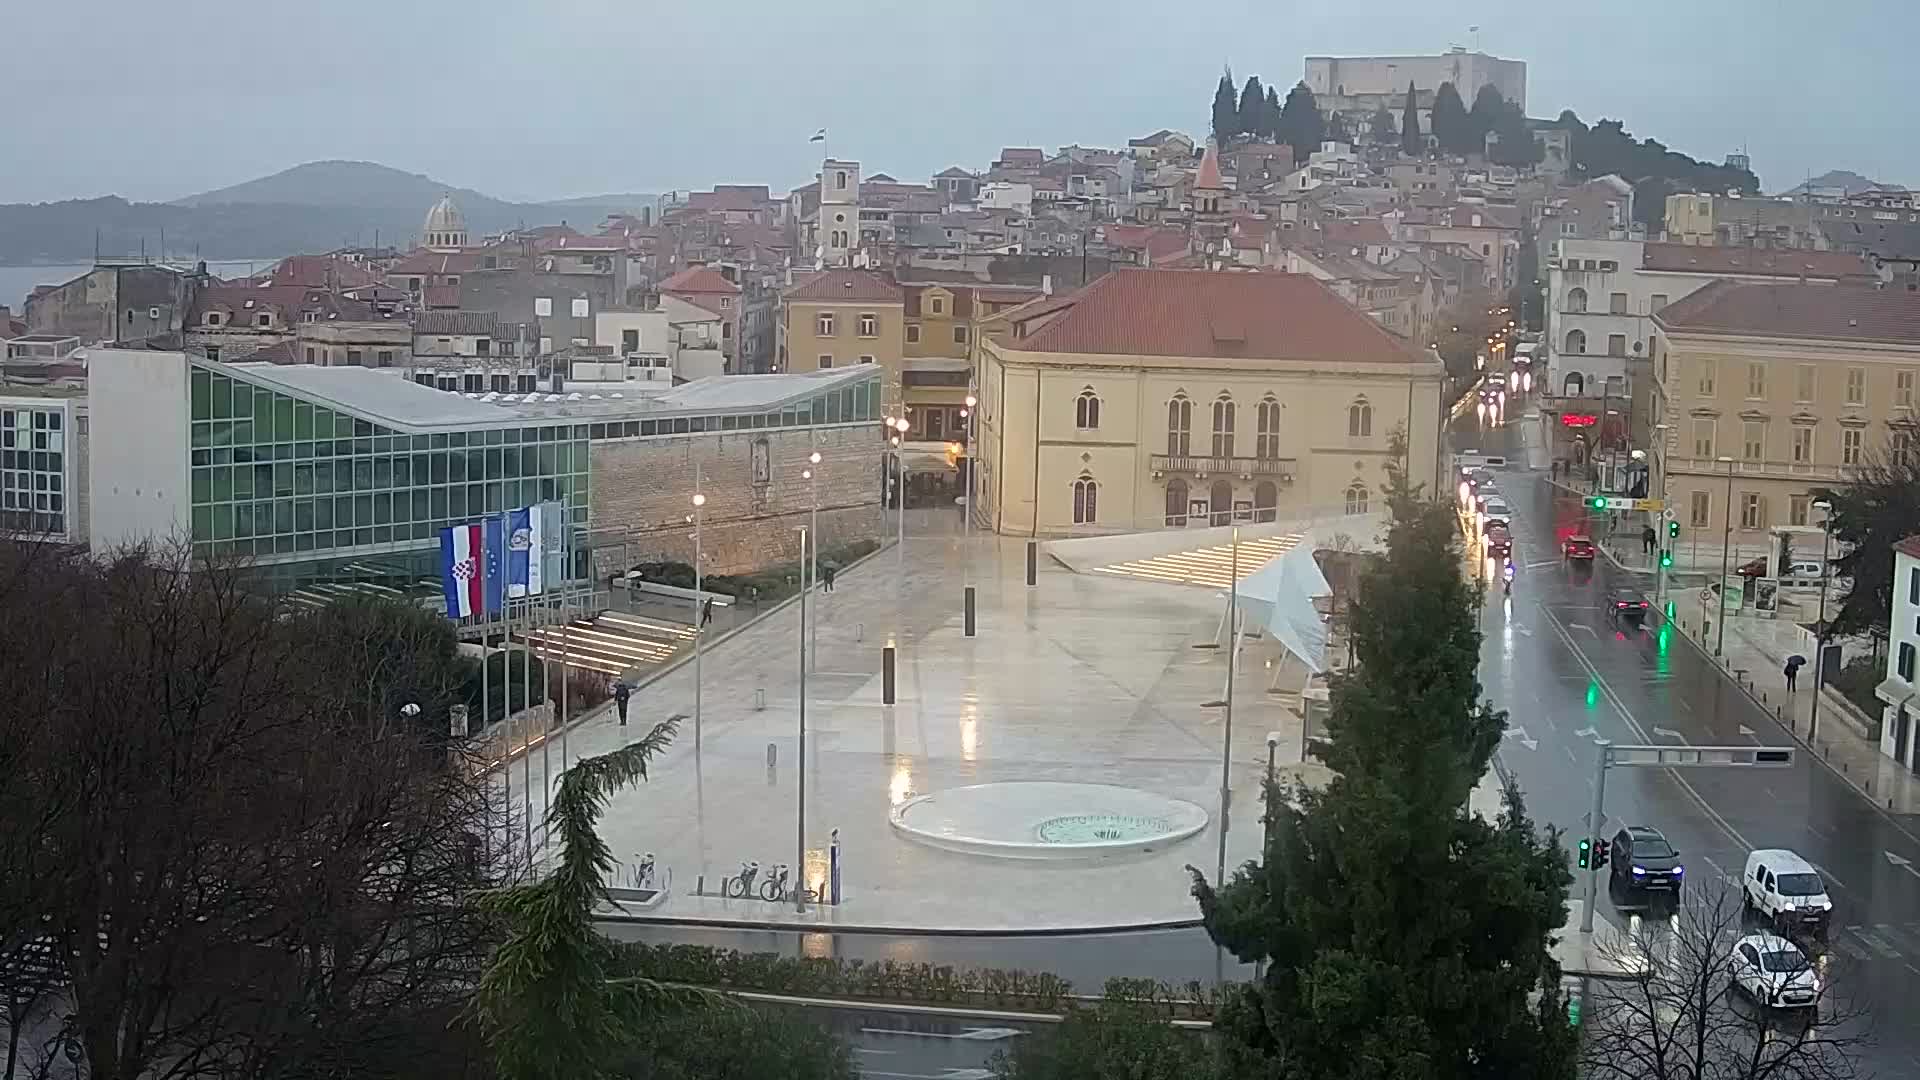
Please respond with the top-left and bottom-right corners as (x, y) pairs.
(889, 781), (1208, 860)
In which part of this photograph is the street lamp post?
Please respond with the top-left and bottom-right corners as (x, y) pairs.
(887, 416), (909, 570)
(805, 452), (821, 671)
(692, 486), (706, 747)
(1715, 456), (1735, 657)
(1811, 500), (1834, 740)
(795, 523), (810, 913)
(962, 393), (977, 568)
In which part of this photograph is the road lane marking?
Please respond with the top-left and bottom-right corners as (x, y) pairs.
(1851, 928), (1903, 959)
(1653, 726), (1684, 739)
(1542, 607), (1757, 854)
(1505, 726), (1538, 751)
(1888, 852), (1920, 881)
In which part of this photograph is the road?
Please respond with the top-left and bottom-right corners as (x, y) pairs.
(1459, 407), (1920, 1075)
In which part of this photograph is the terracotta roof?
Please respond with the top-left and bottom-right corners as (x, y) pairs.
(1895, 535), (1920, 561)
(1008, 268), (1429, 364)
(659, 266), (741, 295)
(998, 148), (1045, 164)
(904, 285), (974, 318)
(1195, 141), (1224, 191)
(1639, 242), (1873, 280)
(1101, 224), (1190, 263)
(191, 284), (377, 323)
(1326, 218), (1392, 248)
(415, 310), (504, 337)
(388, 250), (485, 275)
(1655, 281), (1920, 345)
(422, 285), (461, 309)
(783, 270), (904, 304)
(264, 254), (380, 290)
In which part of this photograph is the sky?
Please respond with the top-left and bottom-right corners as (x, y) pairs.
(3, 0), (1912, 205)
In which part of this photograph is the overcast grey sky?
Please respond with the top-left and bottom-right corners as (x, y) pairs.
(3, 0), (1909, 204)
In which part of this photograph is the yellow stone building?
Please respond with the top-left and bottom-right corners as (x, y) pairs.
(975, 268), (1446, 535)
(777, 270), (906, 408)
(1652, 281), (1920, 543)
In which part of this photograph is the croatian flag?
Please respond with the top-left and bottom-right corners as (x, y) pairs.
(440, 522), (486, 618)
(505, 505), (545, 598)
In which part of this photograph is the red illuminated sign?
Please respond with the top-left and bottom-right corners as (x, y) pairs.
(1561, 413), (1598, 428)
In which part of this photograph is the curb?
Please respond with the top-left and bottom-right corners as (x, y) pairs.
(593, 910), (1207, 938)
(490, 537), (900, 770)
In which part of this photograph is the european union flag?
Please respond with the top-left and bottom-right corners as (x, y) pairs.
(482, 514), (506, 616)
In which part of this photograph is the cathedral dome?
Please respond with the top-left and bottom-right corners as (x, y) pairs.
(422, 194), (468, 249)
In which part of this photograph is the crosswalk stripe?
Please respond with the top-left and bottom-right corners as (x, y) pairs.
(1850, 927), (1903, 959)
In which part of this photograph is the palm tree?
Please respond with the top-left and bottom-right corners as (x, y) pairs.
(468, 718), (689, 1080)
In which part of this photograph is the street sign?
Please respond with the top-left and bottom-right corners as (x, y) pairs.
(1587, 497), (1665, 511)
(1634, 499), (1665, 512)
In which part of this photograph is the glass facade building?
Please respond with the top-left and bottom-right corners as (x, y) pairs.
(0, 399), (73, 539)
(171, 359), (883, 594)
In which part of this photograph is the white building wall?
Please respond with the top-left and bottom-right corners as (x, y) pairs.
(87, 349), (191, 551)
(1881, 551), (1920, 766)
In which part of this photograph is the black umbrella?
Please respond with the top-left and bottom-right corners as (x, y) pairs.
(1785, 655), (1807, 671)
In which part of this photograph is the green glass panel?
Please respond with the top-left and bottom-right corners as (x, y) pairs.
(411, 489), (430, 523)
(391, 456), (410, 487)
(252, 388), (273, 438)
(294, 463), (313, 495)
(448, 450), (467, 484)
(449, 431), (467, 448)
(373, 493), (391, 525)
(273, 463), (294, 497)
(233, 503), (253, 538)
(210, 374), (232, 419)
(191, 468), (210, 505)
(254, 464), (272, 497)
(429, 453), (447, 484)
(191, 422), (211, 449)
(211, 467), (232, 502)
(191, 505), (211, 539)
(354, 495), (372, 528)
(190, 369), (211, 421)
(275, 535), (295, 554)
(825, 393), (840, 423)
(311, 531), (332, 549)
(484, 449), (501, 480)
(373, 526), (391, 544)
(373, 456), (392, 489)
(352, 459), (373, 490)
(538, 446), (556, 474)
(273, 500), (294, 534)
(313, 408), (334, 438)
(315, 499), (332, 530)
(335, 496), (353, 528)
(484, 483), (504, 514)
(232, 463), (253, 499)
(211, 504), (232, 541)
(293, 401), (313, 440)
(295, 533), (315, 552)
(430, 487), (448, 520)
(353, 419), (373, 438)
(232, 420), (253, 446)
(273, 396), (294, 440)
(374, 436), (393, 455)
(448, 485), (466, 519)
(295, 500), (314, 532)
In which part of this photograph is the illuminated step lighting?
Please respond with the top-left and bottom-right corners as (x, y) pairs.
(595, 612), (699, 638)
(521, 633), (673, 663)
(1089, 533), (1303, 587)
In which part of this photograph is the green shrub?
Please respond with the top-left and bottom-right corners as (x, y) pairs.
(462, 649), (547, 728)
(613, 1003), (855, 1080)
(989, 997), (1222, 1080)
(623, 539), (882, 607)
(1829, 654), (1885, 718)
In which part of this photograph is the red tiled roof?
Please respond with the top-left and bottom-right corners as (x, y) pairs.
(659, 265), (741, 295)
(1895, 535), (1920, 561)
(1008, 268), (1428, 364)
(1639, 242), (1873, 280)
(1326, 218), (1392, 248)
(783, 270), (904, 304)
(1654, 281), (1920, 346)
(388, 250), (485, 275)
(423, 285), (461, 309)
(265, 254), (380, 290)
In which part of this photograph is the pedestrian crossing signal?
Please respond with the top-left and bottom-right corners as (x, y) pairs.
(1668, 520), (1681, 538)
(1577, 837), (1592, 869)
(1660, 551), (1673, 568)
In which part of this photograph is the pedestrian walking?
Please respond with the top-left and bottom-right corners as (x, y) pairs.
(821, 563), (836, 592)
(700, 597), (714, 627)
(1642, 525), (1657, 556)
(613, 682), (631, 726)
(1785, 655), (1804, 692)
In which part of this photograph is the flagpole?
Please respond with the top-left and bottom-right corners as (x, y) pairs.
(519, 595), (532, 863)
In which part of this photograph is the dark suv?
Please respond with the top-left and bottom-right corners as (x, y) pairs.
(1611, 824), (1684, 893)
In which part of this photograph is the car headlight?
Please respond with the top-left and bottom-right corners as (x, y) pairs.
(1632, 866), (1646, 876)
(1674, 865), (1684, 875)
(1779, 901), (1796, 911)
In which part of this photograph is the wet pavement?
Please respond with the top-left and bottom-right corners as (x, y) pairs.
(1460, 405), (1920, 1075)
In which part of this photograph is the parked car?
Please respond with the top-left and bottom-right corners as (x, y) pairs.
(1743, 849), (1833, 939)
(1609, 824), (1683, 893)
(1608, 587), (1650, 623)
(1563, 535), (1596, 560)
(1482, 499), (1511, 532)
(1732, 933), (1821, 1010)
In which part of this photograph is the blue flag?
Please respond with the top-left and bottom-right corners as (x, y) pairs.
(482, 514), (506, 616)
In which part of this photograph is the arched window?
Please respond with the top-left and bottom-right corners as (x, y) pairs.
(1210, 480), (1233, 526)
(1165, 478), (1189, 526)
(1345, 482), (1370, 516)
(1253, 480), (1278, 523)
(1072, 473), (1099, 524)
(1075, 388), (1102, 430)
(1166, 394), (1192, 455)
(1348, 397), (1373, 437)
(1255, 395), (1281, 459)
(1566, 287), (1588, 313)
(1564, 372), (1585, 396)
(1565, 328), (1587, 355)
(1211, 394), (1236, 457)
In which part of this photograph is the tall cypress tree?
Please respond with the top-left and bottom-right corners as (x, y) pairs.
(1430, 82), (1470, 155)
(1400, 82), (1423, 157)
(1276, 82), (1324, 164)
(1192, 465), (1578, 1080)
(1468, 85), (1507, 156)
(1264, 85), (1283, 141)
(1368, 106), (1397, 146)
(1238, 76), (1267, 144)
(1212, 69), (1240, 145)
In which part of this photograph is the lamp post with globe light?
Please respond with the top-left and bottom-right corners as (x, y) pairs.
(691, 486), (706, 746)
(805, 451), (821, 670)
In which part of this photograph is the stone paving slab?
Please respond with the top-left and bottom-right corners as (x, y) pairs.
(500, 523), (1322, 931)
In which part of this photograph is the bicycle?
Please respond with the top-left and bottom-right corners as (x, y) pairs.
(630, 852), (656, 891)
(723, 860), (760, 899)
(759, 863), (790, 902)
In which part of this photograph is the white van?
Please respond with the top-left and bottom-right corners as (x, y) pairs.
(1742, 849), (1833, 939)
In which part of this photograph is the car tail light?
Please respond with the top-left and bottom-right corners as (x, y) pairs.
(1616, 601), (1627, 608)
(1639, 601), (1649, 608)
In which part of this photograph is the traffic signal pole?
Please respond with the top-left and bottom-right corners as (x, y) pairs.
(1580, 742), (1611, 933)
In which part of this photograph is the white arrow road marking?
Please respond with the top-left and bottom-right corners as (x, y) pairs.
(1887, 852), (1920, 881)
(1653, 726), (1684, 739)
(1525, 560), (1560, 570)
(1570, 623), (1597, 636)
(1573, 726), (1599, 739)
(1738, 724), (1756, 737)
(1505, 726), (1539, 751)
(860, 1028), (1026, 1043)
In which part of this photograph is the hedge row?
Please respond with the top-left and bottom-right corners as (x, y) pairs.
(611, 942), (1232, 1019)
(626, 538), (882, 606)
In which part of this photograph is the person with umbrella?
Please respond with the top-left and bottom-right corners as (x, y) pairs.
(613, 681), (632, 726)
(1785, 654), (1806, 693)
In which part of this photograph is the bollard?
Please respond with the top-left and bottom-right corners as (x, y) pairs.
(964, 586), (976, 637)
(829, 827), (842, 906)
(1026, 541), (1038, 587)
(754, 687), (767, 711)
(855, 621), (865, 642)
(767, 742), (778, 767)
(882, 645), (896, 705)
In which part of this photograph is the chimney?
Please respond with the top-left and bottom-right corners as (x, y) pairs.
(1042, 273), (1054, 296)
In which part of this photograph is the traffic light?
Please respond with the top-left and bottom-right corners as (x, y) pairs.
(1588, 496), (1607, 510)
(1595, 839), (1612, 869)
(1660, 551), (1674, 568)
(1668, 519), (1681, 539)
(1577, 837), (1592, 869)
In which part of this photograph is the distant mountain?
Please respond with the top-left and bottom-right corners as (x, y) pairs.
(0, 161), (657, 265)
(1777, 170), (1904, 197)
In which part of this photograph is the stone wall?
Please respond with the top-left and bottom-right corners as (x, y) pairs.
(587, 423), (884, 577)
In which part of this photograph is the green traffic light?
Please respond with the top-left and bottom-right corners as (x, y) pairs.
(1660, 552), (1673, 567)
(1577, 838), (1592, 869)
(1668, 520), (1680, 538)
(1589, 497), (1606, 510)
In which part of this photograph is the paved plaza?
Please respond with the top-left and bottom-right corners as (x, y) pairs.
(499, 513), (1329, 931)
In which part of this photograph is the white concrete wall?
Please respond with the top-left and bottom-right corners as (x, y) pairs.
(1882, 551), (1920, 762)
(87, 348), (190, 552)
(595, 309), (671, 354)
